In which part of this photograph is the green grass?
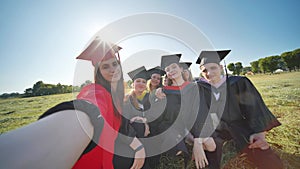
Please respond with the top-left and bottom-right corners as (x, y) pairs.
(0, 72), (299, 168)
(246, 72), (300, 169)
(0, 93), (77, 133)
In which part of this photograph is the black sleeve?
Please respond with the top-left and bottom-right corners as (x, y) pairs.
(238, 77), (281, 132)
(38, 99), (104, 155)
(183, 83), (210, 138)
(195, 82), (215, 138)
(117, 116), (136, 145)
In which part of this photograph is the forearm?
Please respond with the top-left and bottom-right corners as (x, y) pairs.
(0, 110), (93, 169)
(129, 137), (143, 150)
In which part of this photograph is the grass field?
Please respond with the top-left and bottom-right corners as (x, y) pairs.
(0, 72), (299, 168)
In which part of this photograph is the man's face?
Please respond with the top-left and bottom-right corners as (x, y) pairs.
(200, 63), (222, 84)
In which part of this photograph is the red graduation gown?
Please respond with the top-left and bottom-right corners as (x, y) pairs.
(72, 84), (121, 169)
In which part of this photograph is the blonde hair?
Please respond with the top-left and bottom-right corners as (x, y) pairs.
(147, 74), (163, 92)
(124, 90), (140, 110)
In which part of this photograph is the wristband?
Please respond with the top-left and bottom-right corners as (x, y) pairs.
(134, 144), (144, 153)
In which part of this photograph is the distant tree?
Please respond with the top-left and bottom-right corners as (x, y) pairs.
(80, 80), (92, 89)
(32, 81), (44, 96)
(227, 63), (236, 75)
(250, 61), (260, 73)
(258, 58), (269, 73)
(0, 92), (21, 99)
(24, 88), (33, 97)
(56, 83), (63, 93)
(235, 62), (243, 75)
(241, 66), (252, 75)
(72, 86), (81, 92)
(281, 49), (300, 71)
(227, 62), (243, 75)
(265, 55), (283, 73)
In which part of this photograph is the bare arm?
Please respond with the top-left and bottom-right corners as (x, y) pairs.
(129, 137), (146, 169)
(0, 110), (93, 169)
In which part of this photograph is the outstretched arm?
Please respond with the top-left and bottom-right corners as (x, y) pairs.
(0, 110), (93, 169)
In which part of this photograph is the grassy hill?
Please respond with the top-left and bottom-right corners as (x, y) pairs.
(0, 72), (299, 168)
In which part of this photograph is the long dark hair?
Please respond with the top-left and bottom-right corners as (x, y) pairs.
(94, 60), (124, 118)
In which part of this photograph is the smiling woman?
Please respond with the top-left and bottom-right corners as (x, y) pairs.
(0, 36), (146, 169)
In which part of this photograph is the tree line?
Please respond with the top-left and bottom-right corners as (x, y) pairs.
(227, 48), (299, 75)
(0, 80), (93, 99)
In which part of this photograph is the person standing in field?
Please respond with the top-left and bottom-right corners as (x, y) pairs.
(195, 49), (283, 169)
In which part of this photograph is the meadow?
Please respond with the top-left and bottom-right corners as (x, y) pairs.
(0, 72), (299, 168)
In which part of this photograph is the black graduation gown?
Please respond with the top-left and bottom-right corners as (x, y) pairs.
(150, 82), (201, 155)
(122, 92), (151, 138)
(114, 93), (153, 169)
(197, 76), (281, 149)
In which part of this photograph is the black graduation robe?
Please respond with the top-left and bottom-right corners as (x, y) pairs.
(122, 92), (151, 138)
(197, 76), (281, 149)
(114, 92), (159, 169)
(150, 81), (201, 154)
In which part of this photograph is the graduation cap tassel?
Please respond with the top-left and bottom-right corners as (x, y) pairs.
(117, 52), (120, 62)
(223, 60), (229, 79)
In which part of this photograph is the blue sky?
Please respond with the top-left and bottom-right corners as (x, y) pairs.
(0, 0), (299, 94)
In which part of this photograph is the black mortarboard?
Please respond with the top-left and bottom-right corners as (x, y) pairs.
(160, 54), (182, 70)
(179, 62), (192, 70)
(128, 66), (150, 81)
(148, 66), (166, 76)
(196, 50), (231, 66)
(76, 36), (122, 66)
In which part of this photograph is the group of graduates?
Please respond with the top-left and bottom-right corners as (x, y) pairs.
(0, 36), (283, 169)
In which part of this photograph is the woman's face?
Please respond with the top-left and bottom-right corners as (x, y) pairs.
(150, 73), (161, 88)
(165, 63), (183, 80)
(133, 78), (147, 93)
(98, 57), (122, 82)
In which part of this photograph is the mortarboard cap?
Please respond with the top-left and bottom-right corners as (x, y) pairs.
(179, 62), (192, 70)
(196, 50), (231, 66)
(128, 66), (150, 81)
(160, 54), (182, 70)
(148, 66), (166, 76)
(76, 37), (122, 66)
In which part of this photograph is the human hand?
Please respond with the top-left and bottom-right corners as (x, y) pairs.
(193, 140), (208, 169)
(144, 123), (150, 136)
(155, 88), (166, 99)
(130, 116), (145, 123)
(130, 147), (145, 169)
(248, 132), (269, 150)
(202, 137), (216, 152)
